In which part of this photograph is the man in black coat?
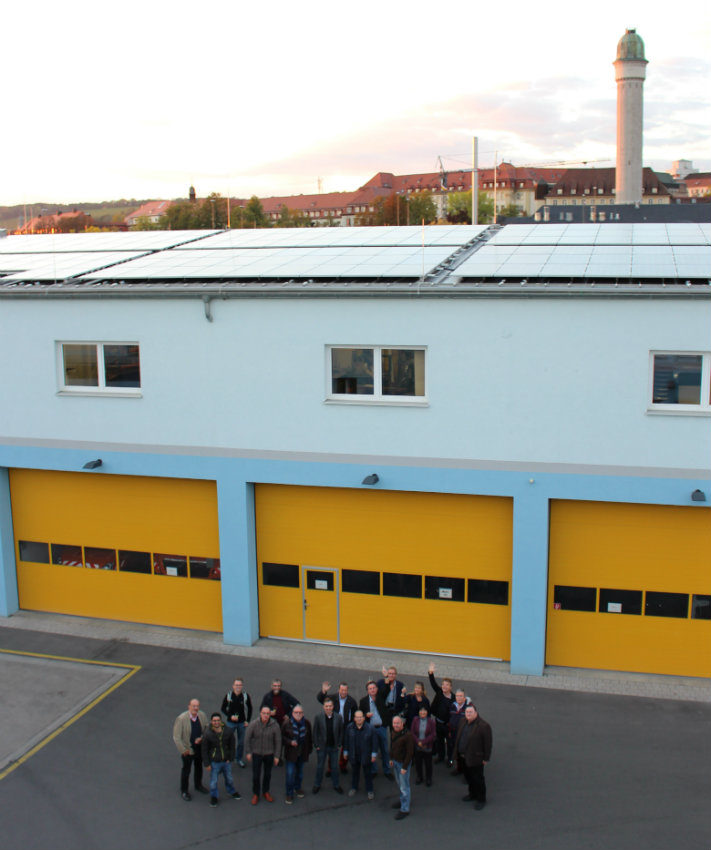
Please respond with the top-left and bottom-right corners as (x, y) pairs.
(317, 680), (358, 773)
(260, 679), (299, 725)
(377, 664), (407, 718)
(453, 704), (493, 810)
(428, 662), (456, 764)
(343, 710), (378, 799)
(312, 697), (345, 794)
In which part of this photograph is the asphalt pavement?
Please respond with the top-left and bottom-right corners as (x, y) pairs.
(0, 610), (709, 850)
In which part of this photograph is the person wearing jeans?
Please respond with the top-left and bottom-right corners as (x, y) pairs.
(221, 678), (252, 767)
(358, 680), (394, 779)
(281, 705), (313, 804)
(389, 715), (415, 820)
(201, 713), (241, 806)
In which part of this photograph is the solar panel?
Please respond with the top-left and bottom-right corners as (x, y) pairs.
(0, 251), (151, 281)
(0, 230), (217, 254)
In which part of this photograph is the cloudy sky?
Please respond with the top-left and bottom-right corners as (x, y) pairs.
(2, 0), (709, 204)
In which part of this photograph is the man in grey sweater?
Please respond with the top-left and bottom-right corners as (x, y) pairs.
(245, 706), (280, 805)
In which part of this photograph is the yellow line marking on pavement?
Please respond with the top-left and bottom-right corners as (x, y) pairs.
(0, 648), (141, 781)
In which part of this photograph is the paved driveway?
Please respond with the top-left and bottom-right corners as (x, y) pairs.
(0, 625), (708, 850)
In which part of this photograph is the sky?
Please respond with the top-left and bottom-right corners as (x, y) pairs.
(2, 0), (709, 205)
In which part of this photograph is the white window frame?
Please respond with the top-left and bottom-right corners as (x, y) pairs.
(326, 345), (428, 406)
(56, 341), (142, 397)
(647, 350), (710, 416)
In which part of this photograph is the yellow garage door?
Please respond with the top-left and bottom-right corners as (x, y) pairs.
(547, 500), (711, 678)
(11, 469), (222, 631)
(255, 485), (512, 660)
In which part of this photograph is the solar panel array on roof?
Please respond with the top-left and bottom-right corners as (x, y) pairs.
(82, 245), (458, 280)
(457, 223), (711, 279)
(0, 251), (151, 282)
(0, 230), (218, 254)
(185, 225), (487, 249)
(0, 224), (708, 286)
(487, 223), (710, 246)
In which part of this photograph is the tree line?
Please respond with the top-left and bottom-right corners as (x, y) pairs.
(131, 190), (511, 231)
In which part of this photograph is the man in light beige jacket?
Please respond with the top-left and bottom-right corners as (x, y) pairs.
(173, 698), (208, 801)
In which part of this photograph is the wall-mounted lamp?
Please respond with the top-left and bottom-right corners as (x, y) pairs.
(82, 459), (103, 470)
(362, 473), (379, 486)
(691, 489), (706, 502)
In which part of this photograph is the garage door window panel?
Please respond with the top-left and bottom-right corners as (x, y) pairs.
(190, 557), (221, 581)
(18, 540), (49, 563)
(553, 585), (597, 612)
(383, 572), (422, 599)
(425, 576), (465, 601)
(467, 579), (509, 606)
(691, 595), (711, 620)
(119, 549), (152, 574)
(306, 570), (334, 590)
(599, 588), (642, 615)
(51, 544), (83, 567)
(342, 569), (380, 595)
(84, 547), (116, 570)
(154, 554), (188, 578)
(262, 562), (299, 588)
(644, 591), (689, 618)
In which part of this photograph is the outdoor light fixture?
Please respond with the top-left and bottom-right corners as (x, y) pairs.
(362, 473), (379, 486)
(83, 459), (103, 470)
(691, 489), (706, 502)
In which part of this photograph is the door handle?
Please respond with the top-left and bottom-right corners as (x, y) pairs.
(303, 599), (309, 610)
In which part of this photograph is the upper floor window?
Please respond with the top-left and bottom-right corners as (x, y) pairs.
(58, 342), (141, 395)
(327, 346), (426, 403)
(650, 352), (710, 413)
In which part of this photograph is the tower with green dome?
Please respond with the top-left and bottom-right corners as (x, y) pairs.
(614, 28), (648, 204)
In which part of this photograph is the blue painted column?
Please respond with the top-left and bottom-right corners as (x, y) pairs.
(217, 471), (258, 646)
(509, 488), (550, 675)
(0, 468), (19, 617)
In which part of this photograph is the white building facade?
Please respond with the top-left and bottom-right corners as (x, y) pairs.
(0, 224), (709, 678)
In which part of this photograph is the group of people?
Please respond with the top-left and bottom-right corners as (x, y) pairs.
(172, 663), (493, 820)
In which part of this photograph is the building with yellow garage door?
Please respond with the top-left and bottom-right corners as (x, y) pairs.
(255, 485), (512, 659)
(0, 222), (709, 680)
(10, 469), (222, 632)
(547, 501), (710, 677)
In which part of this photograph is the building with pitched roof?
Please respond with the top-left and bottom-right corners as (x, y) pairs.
(124, 200), (173, 227)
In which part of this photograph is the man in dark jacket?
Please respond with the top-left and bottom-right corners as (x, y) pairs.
(221, 678), (252, 767)
(428, 662), (456, 764)
(454, 704), (492, 810)
(359, 680), (394, 780)
(281, 704), (312, 804)
(449, 689), (472, 774)
(260, 679), (299, 725)
(312, 697), (344, 794)
(317, 680), (358, 774)
(377, 665), (407, 718)
(343, 710), (377, 799)
(201, 713), (241, 806)
(389, 715), (415, 820)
